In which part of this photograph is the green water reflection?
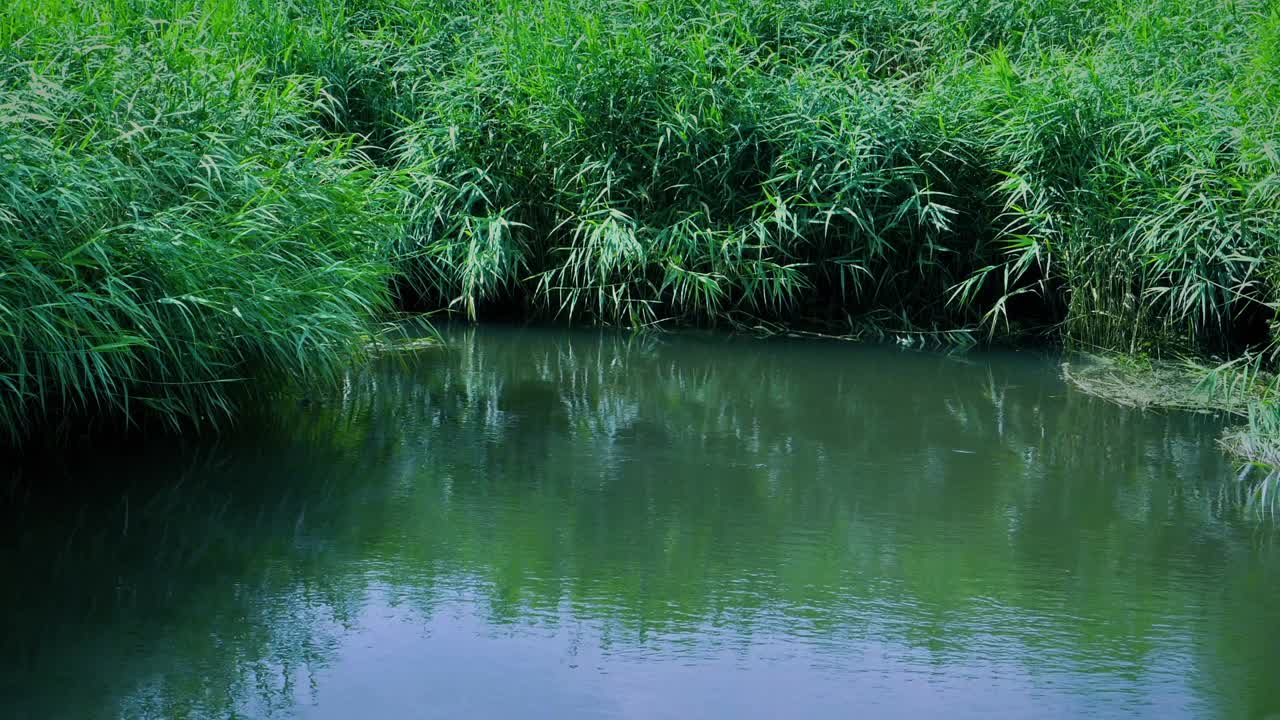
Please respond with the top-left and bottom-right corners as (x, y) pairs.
(2, 327), (1278, 719)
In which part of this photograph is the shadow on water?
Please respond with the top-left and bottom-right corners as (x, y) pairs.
(1, 325), (1278, 719)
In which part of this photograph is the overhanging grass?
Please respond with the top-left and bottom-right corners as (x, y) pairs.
(369, 0), (1279, 347)
(1, 0), (1278, 442)
(0, 5), (399, 441)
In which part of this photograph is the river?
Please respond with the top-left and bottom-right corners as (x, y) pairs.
(2, 326), (1278, 719)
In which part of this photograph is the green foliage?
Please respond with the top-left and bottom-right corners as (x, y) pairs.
(0, 1), (397, 440)
(358, 0), (1279, 348)
(2, 0), (1278, 440)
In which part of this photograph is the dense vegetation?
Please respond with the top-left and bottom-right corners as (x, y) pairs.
(2, 0), (1278, 439)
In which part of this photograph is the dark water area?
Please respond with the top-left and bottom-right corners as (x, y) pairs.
(2, 326), (1278, 719)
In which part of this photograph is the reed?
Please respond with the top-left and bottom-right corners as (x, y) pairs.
(0, 1), (398, 440)
(2, 0), (1277, 441)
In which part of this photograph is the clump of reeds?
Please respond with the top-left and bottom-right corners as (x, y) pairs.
(359, 0), (1279, 350)
(2, 0), (1278, 442)
(0, 4), (397, 441)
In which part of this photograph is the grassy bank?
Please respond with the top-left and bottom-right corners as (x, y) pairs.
(1064, 352), (1280, 508)
(2, 0), (1278, 440)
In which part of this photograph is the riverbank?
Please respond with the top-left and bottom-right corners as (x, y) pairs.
(2, 0), (1277, 442)
(1064, 353), (1280, 508)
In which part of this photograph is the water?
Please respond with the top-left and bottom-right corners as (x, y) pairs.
(2, 326), (1278, 719)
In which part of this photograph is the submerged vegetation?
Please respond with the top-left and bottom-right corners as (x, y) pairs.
(1, 0), (1278, 442)
(1061, 350), (1280, 505)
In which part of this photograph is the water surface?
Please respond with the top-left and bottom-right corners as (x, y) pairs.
(3, 326), (1278, 719)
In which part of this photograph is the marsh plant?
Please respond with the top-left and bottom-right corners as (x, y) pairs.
(1, 0), (1278, 442)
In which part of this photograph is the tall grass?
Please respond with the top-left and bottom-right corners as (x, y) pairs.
(0, 0), (397, 441)
(1, 0), (1278, 441)
(370, 0), (1279, 349)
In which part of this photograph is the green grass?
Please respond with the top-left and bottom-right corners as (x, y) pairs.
(0, 0), (399, 441)
(2, 0), (1278, 442)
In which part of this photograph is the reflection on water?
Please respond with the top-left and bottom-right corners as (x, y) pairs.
(2, 326), (1278, 719)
